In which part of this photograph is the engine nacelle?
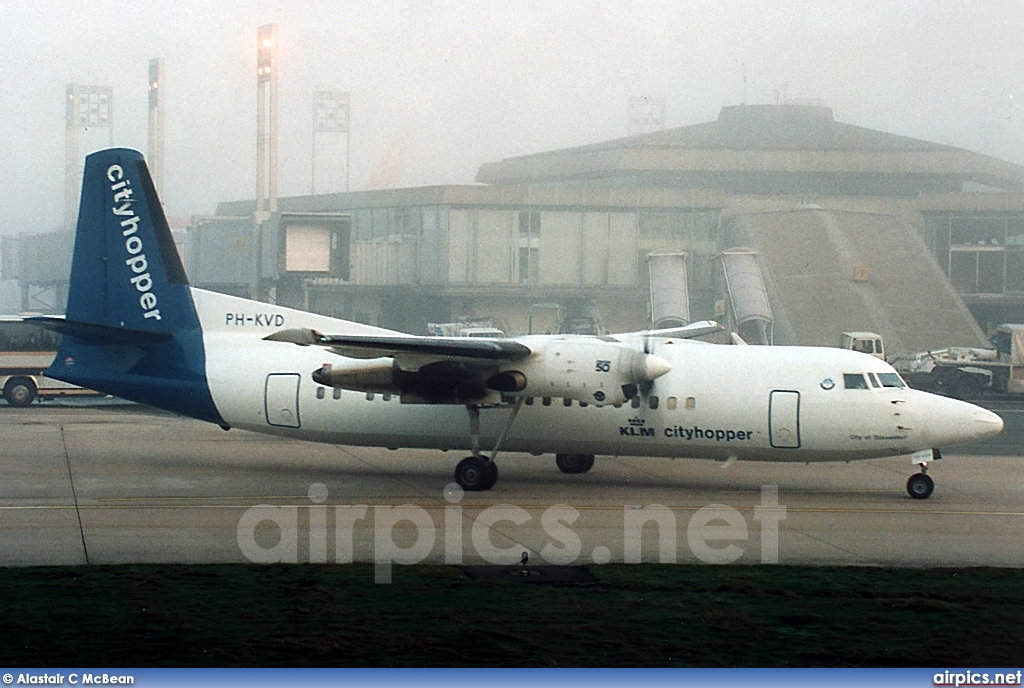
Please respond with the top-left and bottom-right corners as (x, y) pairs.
(491, 339), (671, 406)
(312, 358), (500, 404)
(313, 358), (398, 393)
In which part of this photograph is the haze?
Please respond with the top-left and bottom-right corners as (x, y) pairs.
(1, 0), (1022, 234)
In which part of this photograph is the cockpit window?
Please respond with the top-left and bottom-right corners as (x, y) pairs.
(877, 372), (906, 388)
(867, 372), (880, 388)
(843, 373), (869, 389)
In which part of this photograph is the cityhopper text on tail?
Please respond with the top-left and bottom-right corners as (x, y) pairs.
(32, 148), (1004, 499)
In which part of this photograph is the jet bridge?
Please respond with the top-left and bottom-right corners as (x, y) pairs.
(718, 248), (773, 345)
(646, 250), (690, 328)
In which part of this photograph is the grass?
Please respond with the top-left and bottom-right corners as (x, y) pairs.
(1, 564), (1022, 667)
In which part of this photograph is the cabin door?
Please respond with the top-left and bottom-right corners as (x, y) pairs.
(769, 390), (800, 448)
(265, 373), (301, 428)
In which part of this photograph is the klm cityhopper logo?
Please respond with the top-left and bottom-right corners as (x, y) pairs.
(620, 417), (655, 437)
(619, 415), (756, 442)
(107, 164), (161, 321)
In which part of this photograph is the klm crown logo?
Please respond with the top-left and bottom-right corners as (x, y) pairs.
(621, 417), (654, 437)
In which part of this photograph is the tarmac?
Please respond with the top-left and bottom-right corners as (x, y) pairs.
(2, 401), (1023, 569)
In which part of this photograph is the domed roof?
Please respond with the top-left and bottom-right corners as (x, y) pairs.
(476, 104), (1024, 195)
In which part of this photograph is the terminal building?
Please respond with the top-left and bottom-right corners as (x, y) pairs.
(7, 104), (1024, 354)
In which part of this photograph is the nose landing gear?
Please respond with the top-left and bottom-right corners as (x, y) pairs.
(906, 471), (934, 499)
(907, 449), (940, 499)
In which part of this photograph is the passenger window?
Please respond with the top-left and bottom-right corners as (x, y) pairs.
(878, 373), (906, 388)
(631, 396), (641, 409)
(543, 397), (552, 406)
(685, 397), (696, 410)
(580, 401), (588, 408)
(649, 396), (659, 409)
(333, 388), (341, 400)
(382, 393), (392, 402)
(366, 392), (375, 400)
(667, 396), (678, 410)
(563, 397), (572, 407)
(525, 397), (534, 406)
(316, 387), (325, 399)
(843, 374), (869, 390)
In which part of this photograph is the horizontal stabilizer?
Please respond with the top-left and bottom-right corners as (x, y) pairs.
(26, 316), (172, 345)
(265, 328), (533, 361)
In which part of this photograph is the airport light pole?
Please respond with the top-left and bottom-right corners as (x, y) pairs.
(256, 23), (279, 221)
(312, 91), (351, 194)
(627, 96), (666, 136)
(147, 58), (165, 199)
(64, 85), (113, 228)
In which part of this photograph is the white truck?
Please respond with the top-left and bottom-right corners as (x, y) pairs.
(427, 320), (506, 338)
(841, 326), (1024, 399)
(840, 332), (886, 360)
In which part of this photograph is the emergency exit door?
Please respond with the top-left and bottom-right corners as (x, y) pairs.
(265, 373), (301, 428)
(769, 390), (800, 448)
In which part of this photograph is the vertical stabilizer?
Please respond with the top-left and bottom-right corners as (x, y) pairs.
(66, 148), (194, 332)
(48, 148), (224, 425)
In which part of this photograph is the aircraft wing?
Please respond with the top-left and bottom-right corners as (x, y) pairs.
(619, 320), (725, 340)
(264, 328), (532, 360)
(264, 326), (676, 406)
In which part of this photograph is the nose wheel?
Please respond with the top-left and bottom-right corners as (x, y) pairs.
(907, 461), (935, 500)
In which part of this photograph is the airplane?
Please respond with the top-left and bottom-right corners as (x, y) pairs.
(27, 148), (1004, 499)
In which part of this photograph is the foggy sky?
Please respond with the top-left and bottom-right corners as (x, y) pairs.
(1, 0), (1022, 234)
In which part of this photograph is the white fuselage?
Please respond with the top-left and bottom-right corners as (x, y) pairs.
(192, 286), (999, 458)
(194, 289), (1002, 464)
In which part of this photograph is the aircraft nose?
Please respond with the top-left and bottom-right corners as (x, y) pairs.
(970, 407), (1004, 439)
(919, 394), (1004, 446)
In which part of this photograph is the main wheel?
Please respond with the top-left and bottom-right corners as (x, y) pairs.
(4, 377), (37, 407)
(455, 456), (498, 491)
(907, 473), (934, 500)
(484, 461), (499, 488)
(555, 453), (595, 474)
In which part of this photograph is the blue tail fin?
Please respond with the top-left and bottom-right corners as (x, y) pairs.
(66, 148), (192, 330)
(46, 148), (225, 425)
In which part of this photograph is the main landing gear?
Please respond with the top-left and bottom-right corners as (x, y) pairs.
(906, 449), (940, 500)
(454, 400), (523, 492)
(455, 455), (499, 491)
(555, 453), (595, 474)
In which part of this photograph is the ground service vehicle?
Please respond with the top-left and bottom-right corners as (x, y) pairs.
(427, 321), (506, 338)
(840, 332), (885, 360)
(0, 319), (101, 406)
(887, 325), (1024, 399)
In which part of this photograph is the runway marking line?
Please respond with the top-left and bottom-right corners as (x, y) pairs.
(2, 504), (1024, 517)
